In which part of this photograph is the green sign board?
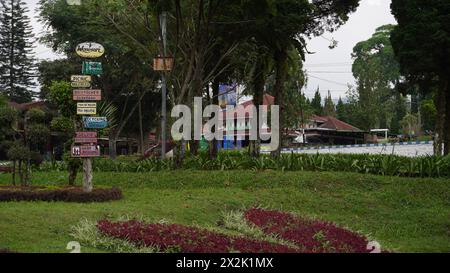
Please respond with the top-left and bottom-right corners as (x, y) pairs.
(82, 61), (103, 75)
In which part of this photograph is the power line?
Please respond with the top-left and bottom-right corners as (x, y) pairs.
(306, 74), (352, 87)
(307, 71), (353, 74)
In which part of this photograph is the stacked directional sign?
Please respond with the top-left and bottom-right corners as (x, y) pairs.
(71, 42), (107, 158)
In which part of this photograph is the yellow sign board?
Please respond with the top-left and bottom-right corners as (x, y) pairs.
(76, 42), (105, 58)
(77, 108), (97, 115)
(77, 102), (97, 115)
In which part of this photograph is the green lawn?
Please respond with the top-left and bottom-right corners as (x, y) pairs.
(0, 170), (449, 253)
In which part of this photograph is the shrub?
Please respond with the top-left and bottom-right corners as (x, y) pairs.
(96, 220), (298, 253)
(35, 152), (450, 178)
(0, 186), (122, 203)
(0, 248), (16, 253)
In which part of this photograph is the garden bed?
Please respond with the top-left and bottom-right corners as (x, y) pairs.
(95, 208), (379, 253)
(96, 220), (298, 253)
(0, 185), (122, 202)
(244, 208), (373, 253)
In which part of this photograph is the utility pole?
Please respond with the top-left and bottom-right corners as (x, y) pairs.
(160, 12), (167, 160)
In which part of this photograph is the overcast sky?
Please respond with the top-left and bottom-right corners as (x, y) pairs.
(25, 0), (397, 100)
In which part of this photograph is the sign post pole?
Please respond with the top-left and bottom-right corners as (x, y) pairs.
(71, 41), (106, 193)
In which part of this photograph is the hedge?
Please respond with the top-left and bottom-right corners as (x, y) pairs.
(0, 186), (122, 203)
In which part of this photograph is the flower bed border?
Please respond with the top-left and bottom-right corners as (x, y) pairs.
(0, 186), (122, 202)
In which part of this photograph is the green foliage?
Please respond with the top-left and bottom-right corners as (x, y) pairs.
(51, 116), (75, 137)
(27, 124), (50, 147)
(352, 24), (401, 130)
(310, 88), (323, 116)
(38, 59), (79, 99)
(38, 152), (450, 178)
(323, 91), (336, 117)
(7, 142), (30, 161)
(420, 99), (437, 132)
(26, 108), (47, 124)
(48, 81), (76, 118)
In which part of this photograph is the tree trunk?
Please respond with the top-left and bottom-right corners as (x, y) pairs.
(109, 131), (117, 159)
(24, 158), (30, 186)
(434, 79), (447, 156)
(138, 98), (144, 155)
(68, 165), (77, 186)
(443, 79), (450, 155)
(249, 50), (266, 158)
(12, 160), (16, 185)
(82, 158), (93, 193)
(210, 79), (220, 159)
(271, 48), (288, 157)
(18, 160), (23, 186)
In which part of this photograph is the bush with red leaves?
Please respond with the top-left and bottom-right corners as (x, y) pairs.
(244, 208), (371, 253)
(97, 220), (298, 253)
(0, 186), (122, 203)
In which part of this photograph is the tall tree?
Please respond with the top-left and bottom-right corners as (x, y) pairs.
(323, 91), (336, 117)
(310, 88), (323, 116)
(390, 0), (450, 155)
(352, 24), (400, 130)
(0, 0), (35, 103)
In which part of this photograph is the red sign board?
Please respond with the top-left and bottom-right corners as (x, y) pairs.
(71, 145), (100, 158)
(73, 89), (102, 101)
(74, 132), (97, 144)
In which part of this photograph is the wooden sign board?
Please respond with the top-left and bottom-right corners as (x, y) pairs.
(66, 0), (81, 5)
(71, 81), (91, 88)
(73, 89), (102, 101)
(153, 57), (174, 71)
(77, 102), (97, 108)
(71, 75), (92, 82)
(71, 145), (100, 158)
(76, 42), (105, 58)
(77, 102), (97, 115)
(75, 132), (97, 144)
(77, 108), (96, 115)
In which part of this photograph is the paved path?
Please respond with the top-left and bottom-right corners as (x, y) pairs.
(278, 142), (434, 157)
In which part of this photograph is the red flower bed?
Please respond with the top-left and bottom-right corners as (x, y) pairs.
(97, 220), (298, 253)
(244, 208), (371, 253)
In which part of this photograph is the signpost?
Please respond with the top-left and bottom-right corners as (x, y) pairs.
(74, 132), (97, 144)
(73, 89), (101, 101)
(83, 117), (108, 129)
(82, 61), (103, 75)
(71, 42), (106, 193)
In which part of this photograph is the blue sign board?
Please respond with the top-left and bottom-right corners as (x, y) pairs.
(83, 117), (108, 129)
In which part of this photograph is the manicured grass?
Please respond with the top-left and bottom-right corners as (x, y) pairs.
(0, 170), (449, 253)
